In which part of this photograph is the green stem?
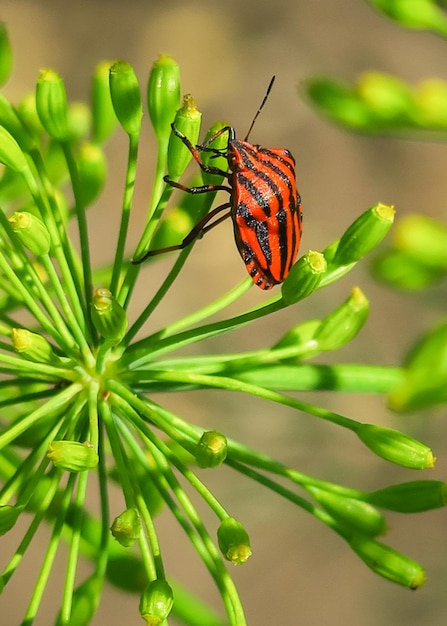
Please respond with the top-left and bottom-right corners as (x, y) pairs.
(59, 469), (89, 624)
(61, 142), (94, 335)
(118, 182), (175, 308)
(1, 470), (63, 585)
(132, 369), (359, 429)
(100, 399), (157, 580)
(110, 132), (139, 295)
(21, 159), (91, 340)
(113, 402), (246, 625)
(0, 383), (83, 450)
(41, 255), (93, 361)
(22, 473), (77, 624)
(121, 297), (284, 369)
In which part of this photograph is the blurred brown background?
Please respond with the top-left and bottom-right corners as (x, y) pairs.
(2, 1), (447, 625)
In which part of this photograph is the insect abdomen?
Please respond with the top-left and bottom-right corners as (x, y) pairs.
(230, 140), (302, 289)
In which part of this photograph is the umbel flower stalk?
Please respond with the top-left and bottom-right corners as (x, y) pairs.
(0, 26), (444, 626)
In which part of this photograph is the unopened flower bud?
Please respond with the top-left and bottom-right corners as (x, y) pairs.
(0, 22), (13, 87)
(356, 72), (413, 122)
(67, 101), (91, 142)
(139, 579), (174, 625)
(0, 125), (28, 171)
(217, 517), (252, 565)
(12, 328), (58, 364)
(394, 213), (447, 270)
(281, 250), (326, 305)
(416, 78), (447, 127)
(36, 69), (69, 141)
(0, 505), (21, 535)
(305, 76), (374, 130)
(367, 0), (447, 35)
(167, 94), (202, 180)
(47, 440), (99, 472)
(147, 54), (181, 143)
(195, 430), (227, 468)
(356, 423), (435, 470)
(389, 319), (447, 412)
(91, 61), (117, 143)
(273, 319), (321, 361)
(91, 288), (128, 341)
(315, 287), (369, 351)
(111, 508), (142, 548)
(334, 203), (395, 265)
(76, 143), (107, 207)
(368, 480), (447, 513)
(0, 93), (35, 151)
(109, 61), (142, 136)
(9, 211), (51, 256)
(349, 535), (426, 589)
(16, 93), (44, 139)
(200, 122), (229, 186)
(309, 487), (386, 537)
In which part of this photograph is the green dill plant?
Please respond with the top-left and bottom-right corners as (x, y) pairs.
(0, 18), (445, 626)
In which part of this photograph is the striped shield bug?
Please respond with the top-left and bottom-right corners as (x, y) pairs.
(134, 76), (303, 289)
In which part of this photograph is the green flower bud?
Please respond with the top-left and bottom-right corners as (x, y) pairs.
(16, 92), (44, 138)
(36, 69), (70, 141)
(139, 579), (174, 625)
(0, 124), (28, 171)
(55, 574), (102, 626)
(349, 535), (426, 589)
(0, 505), (21, 535)
(147, 201), (198, 252)
(356, 72), (414, 124)
(389, 320), (447, 412)
(372, 248), (444, 291)
(334, 203), (395, 265)
(9, 211), (51, 256)
(147, 54), (181, 143)
(309, 487), (386, 537)
(167, 94), (202, 180)
(415, 78), (447, 127)
(305, 76), (375, 131)
(272, 319), (321, 362)
(281, 250), (326, 305)
(0, 93), (35, 151)
(195, 430), (227, 468)
(368, 480), (447, 513)
(47, 440), (99, 472)
(109, 60), (142, 136)
(200, 121), (230, 186)
(356, 423), (435, 470)
(91, 61), (117, 143)
(76, 143), (107, 207)
(315, 287), (369, 351)
(91, 288), (128, 341)
(67, 101), (91, 142)
(217, 517), (252, 565)
(394, 214), (447, 270)
(0, 22), (13, 87)
(368, 0), (447, 36)
(111, 508), (142, 548)
(12, 328), (58, 364)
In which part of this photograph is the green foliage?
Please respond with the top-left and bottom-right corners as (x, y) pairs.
(0, 7), (446, 625)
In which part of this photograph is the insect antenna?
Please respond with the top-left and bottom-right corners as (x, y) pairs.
(244, 75), (276, 141)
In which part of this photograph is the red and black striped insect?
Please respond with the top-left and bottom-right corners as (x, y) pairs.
(134, 76), (303, 290)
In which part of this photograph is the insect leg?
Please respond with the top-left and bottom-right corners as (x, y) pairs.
(170, 124), (231, 178)
(163, 175), (230, 195)
(132, 202), (232, 263)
